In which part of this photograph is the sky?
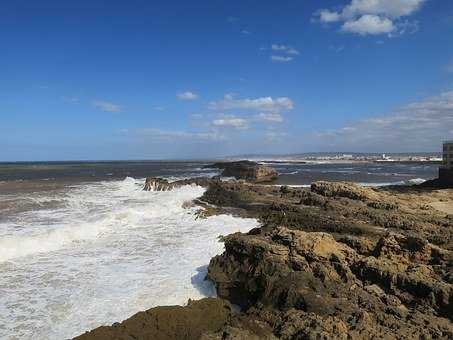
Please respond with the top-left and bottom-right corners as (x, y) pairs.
(1, 0), (453, 161)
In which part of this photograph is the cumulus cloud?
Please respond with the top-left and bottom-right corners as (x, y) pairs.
(342, 15), (395, 35)
(319, 10), (341, 23)
(177, 91), (199, 101)
(209, 95), (294, 113)
(93, 100), (121, 113)
(255, 112), (284, 123)
(315, 0), (425, 36)
(313, 90), (453, 151)
(212, 115), (249, 130)
(342, 0), (425, 18)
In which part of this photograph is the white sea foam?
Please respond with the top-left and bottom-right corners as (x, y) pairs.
(0, 177), (258, 339)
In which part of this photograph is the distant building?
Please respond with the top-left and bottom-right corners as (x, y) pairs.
(439, 140), (453, 186)
(443, 141), (453, 169)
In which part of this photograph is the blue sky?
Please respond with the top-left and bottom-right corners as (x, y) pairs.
(1, 0), (453, 161)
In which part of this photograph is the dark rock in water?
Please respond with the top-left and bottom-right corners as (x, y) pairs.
(74, 298), (232, 340)
(143, 176), (217, 191)
(143, 177), (175, 191)
(206, 160), (278, 183)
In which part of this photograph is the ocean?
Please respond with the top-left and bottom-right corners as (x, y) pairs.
(0, 160), (439, 339)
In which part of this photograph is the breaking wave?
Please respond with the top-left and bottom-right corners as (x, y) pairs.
(0, 177), (258, 339)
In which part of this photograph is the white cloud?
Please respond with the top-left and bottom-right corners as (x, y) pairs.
(271, 44), (300, 55)
(241, 29), (251, 35)
(319, 10), (341, 23)
(93, 100), (121, 113)
(342, 15), (395, 35)
(314, 0), (425, 36)
(262, 44), (300, 63)
(313, 90), (453, 151)
(271, 55), (294, 63)
(212, 115), (249, 130)
(209, 95), (294, 113)
(342, 0), (425, 19)
(255, 112), (284, 123)
(177, 91), (199, 101)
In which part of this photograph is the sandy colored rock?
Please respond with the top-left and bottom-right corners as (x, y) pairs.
(206, 161), (278, 183)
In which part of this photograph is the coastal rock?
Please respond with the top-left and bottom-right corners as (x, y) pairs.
(143, 176), (216, 191)
(75, 298), (232, 340)
(207, 227), (453, 338)
(207, 161), (278, 183)
(311, 181), (378, 201)
(143, 177), (175, 191)
(78, 179), (453, 339)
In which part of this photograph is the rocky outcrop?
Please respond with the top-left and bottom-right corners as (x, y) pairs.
(143, 176), (216, 191)
(310, 181), (378, 201)
(75, 298), (232, 340)
(207, 161), (278, 183)
(201, 180), (453, 338)
(80, 179), (453, 339)
(207, 227), (453, 339)
(143, 177), (175, 191)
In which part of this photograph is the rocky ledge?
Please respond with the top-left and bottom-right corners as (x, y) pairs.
(79, 180), (453, 339)
(205, 160), (278, 183)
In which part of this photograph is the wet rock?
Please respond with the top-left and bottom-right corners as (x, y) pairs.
(143, 177), (175, 191)
(75, 298), (232, 340)
(79, 179), (453, 339)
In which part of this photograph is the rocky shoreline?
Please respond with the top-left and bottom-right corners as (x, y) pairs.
(77, 174), (453, 339)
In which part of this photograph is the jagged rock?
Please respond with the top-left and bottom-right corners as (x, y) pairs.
(143, 177), (175, 191)
(207, 161), (278, 183)
(78, 179), (453, 339)
(207, 226), (453, 338)
(143, 176), (217, 191)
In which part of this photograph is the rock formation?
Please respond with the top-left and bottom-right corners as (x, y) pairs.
(75, 298), (232, 340)
(80, 179), (453, 339)
(206, 160), (278, 183)
(143, 177), (175, 191)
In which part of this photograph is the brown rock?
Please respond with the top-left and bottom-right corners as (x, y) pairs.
(75, 298), (232, 340)
(207, 161), (278, 183)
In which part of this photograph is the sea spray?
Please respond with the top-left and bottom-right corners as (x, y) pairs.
(0, 177), (258, 339)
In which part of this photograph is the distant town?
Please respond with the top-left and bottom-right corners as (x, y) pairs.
(233, 152), (443, 164)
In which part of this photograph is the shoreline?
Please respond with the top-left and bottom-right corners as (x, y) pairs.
(76, 178), (453, 339)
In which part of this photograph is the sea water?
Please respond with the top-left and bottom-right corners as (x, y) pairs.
(0, 177), (257, 339)
(0, 159), (439, 339)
